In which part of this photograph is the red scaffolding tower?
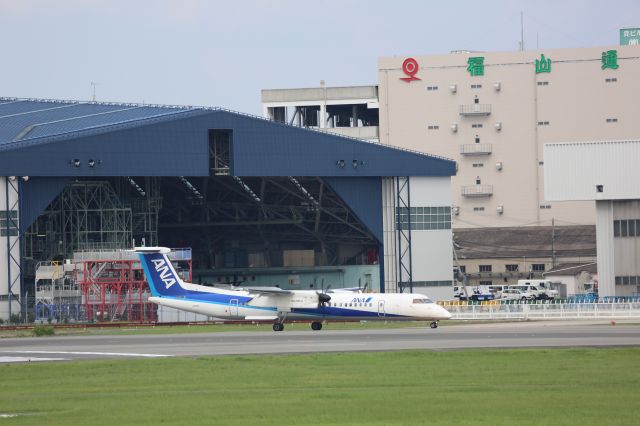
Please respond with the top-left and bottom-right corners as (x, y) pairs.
(74, 248), (192, 323)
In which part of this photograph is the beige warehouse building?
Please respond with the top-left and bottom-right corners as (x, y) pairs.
(378, 45), (640, 228)
(264, 45), (640, 229)
(262, 44), (640, 296)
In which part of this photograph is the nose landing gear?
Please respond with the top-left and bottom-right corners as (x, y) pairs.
(311, 321), (323, 331)
(273, 323), (284, 332)
(430, 321), (439, 329)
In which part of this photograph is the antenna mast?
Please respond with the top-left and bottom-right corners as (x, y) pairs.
(520, 11), (525, 51)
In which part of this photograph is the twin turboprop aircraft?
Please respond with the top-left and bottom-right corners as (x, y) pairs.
(136, 247), (452, 331)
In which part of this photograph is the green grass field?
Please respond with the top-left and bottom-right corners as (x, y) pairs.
(1, 348), (638, 425)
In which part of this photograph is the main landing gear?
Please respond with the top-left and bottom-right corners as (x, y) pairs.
(311, 321), (323, 331)
(430, 321), (439, 329)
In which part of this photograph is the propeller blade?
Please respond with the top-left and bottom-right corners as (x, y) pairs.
(318, 292), (331, 306)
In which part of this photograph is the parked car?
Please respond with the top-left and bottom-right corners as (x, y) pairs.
(500, 289), (536, 301)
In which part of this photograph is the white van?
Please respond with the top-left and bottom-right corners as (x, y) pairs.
(516, 280), (559, 300)
(500, 288), (536, 301)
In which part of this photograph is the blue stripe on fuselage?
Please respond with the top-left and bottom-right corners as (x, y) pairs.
(291, 307), (405, 318)
(155, 295), (278, 312)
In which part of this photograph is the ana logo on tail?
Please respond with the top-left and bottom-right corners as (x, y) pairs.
(152, 258), (177, 289)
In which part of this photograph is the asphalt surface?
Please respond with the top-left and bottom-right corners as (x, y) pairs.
(1, 320), (639, 362)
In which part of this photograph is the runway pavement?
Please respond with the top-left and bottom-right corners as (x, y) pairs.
(1, 320), (639, 363)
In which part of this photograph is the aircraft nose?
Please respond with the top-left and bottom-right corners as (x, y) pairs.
(439, 306), (453, 320)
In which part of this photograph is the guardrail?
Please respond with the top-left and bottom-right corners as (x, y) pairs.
(445, 302), (640, 320)
(459, 104), (491, 116)
(461, 184), (493, 197)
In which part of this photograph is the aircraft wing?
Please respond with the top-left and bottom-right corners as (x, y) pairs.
(327, 287), (363, 293)
(235, 286), (292, 295)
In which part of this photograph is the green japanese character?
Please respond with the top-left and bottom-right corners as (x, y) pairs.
(467, 57), (485, 76)
(535, 54), (551, 74)
(601, 50), (619, 70)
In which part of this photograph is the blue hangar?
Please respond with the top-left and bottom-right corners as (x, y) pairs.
(0, 97), (456, 320)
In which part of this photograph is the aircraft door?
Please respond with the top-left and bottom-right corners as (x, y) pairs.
(378, 300), (385, 317)
(229, 299), (239, 318)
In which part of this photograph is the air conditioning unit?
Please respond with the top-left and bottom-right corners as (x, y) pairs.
(453, 206), (460, 215)
(495, 122), (502, 131)
(497, 205), (504, 214)
(496, 162), (503, 171)
(451, 123), (458, 132)
(449, 84), (457, 93)
(494, 81), (502, 91)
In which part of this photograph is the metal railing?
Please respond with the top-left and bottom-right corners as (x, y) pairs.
(445, 301), (640, 320)
(461, 184), (493, 197)
(460, 144), (492, 155)
(459, 104), (491, 116)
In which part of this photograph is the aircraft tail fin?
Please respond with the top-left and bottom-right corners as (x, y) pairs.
(136, 247), (188, 297)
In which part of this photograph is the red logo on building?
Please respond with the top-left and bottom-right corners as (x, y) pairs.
(400, 57), (421, 82)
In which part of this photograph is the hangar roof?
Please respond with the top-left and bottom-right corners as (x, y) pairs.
(0, 98), (200, 145)
(0, 97), (456, 178)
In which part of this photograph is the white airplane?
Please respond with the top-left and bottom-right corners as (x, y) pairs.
(136, 247), (452, 331)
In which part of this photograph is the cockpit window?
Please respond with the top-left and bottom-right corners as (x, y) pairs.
(412, 298), (433, 304)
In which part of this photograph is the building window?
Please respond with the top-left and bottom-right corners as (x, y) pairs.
(395, 206), (451, 231)
(537, 121), (550, 126)
(606, 118), (618, 123)
(427, 125), (440, 130)
(474, 96), (479, 104)
(479, 265), (492, 273)
(616, 276), (640, 285)
(614, 219), (640, 237)
(479, 280), (492, 286)
(0, 210), (18, 237)
(537, 81), (549, 86)
(471, 84), (483, 89)
(472, 124), (483, 128)
(506, 264), (519, 272)
(532, 264), (545, 272)
(475, 177), (481, 185)
(473, 207), (485, 212)
(472, 163), (484, 168)
(605, 78), (617, 83)
(427, 86), (439, 91)
(475, 135), (480, 144)
(458, 265), (466, 273)
(539, 204), (552, 209)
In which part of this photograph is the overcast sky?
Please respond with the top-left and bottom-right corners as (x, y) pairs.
(1, 0), (638, 114)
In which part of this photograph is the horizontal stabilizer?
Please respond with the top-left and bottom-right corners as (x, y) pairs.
(134, 247), (171, 254)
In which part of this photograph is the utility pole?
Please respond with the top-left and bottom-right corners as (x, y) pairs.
(551, 218), (556, 267)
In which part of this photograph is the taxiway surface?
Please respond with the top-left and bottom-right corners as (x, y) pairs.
(2, 321), (639, 362)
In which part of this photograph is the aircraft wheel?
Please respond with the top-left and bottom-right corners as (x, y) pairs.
(430, 321), (438, 329)
(311, 321), (322, 331)
(273, 323), (284, 332)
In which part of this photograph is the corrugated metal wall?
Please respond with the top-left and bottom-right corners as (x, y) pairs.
(545, 140), (640, 201)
